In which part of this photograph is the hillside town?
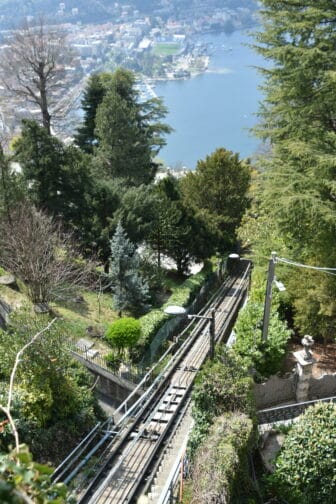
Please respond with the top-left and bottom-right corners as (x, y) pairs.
(0, 1), (258, 137)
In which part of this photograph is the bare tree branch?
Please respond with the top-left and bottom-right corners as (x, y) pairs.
(0, 202), (93, 305)
(0, 17), (73, 134)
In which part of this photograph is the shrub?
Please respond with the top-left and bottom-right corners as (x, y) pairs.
(105, 317), (141, 355)
(268, 402), (336, 504)
(105, 352), (122, 371)
(191, 412), (258, 504)
(233, 301), (291, 378)
(189, 347), (255, 455)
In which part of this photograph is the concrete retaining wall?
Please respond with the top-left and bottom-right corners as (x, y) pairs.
(254, 374), (296, 409)
(309, 373), (336, 399)
(255, 371), (336, 410)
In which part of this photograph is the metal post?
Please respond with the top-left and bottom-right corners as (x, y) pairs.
(209, 308), (215, 360)
(262, 252), (277, 341)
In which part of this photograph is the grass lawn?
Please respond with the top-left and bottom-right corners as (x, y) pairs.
(152, 43), (180, 57)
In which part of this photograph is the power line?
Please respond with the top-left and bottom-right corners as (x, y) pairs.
(277, 256), (336, 275)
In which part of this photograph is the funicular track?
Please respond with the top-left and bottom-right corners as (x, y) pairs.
(53, 260), (251, 503)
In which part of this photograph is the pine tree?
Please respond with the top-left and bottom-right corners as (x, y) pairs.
(74, 73), (105, 153)
(94, 69), (171, 185)
(109, 222), (149, 316)
(249, 0), (336, 340)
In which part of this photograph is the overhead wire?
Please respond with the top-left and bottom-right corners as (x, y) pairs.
(276, 256), (336, 275)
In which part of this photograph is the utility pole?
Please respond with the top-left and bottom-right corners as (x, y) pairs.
(209, 308), (215, 360)
(262, 251), (277, 341)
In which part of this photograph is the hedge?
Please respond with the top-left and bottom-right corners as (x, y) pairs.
(135, 262), (214, 358)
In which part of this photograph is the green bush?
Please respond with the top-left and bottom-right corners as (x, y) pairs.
(189, 347), (255, 456)
(105, 352), (122, 371)
(105, 317), (141, 354)
(191, 412), (258, 504)
(268, 402), (336, 504)
(233, 301), (291, 378)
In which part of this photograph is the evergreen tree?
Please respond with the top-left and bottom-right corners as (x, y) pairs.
(149, 175), (215, 274)
(109, 222), (149, 316)
(181, 148), (251, 252)
(74, 73), (105, 153)
(13, 120), (93, 239)
(94, 68), (172, 185)
(248, 1), (336, 340)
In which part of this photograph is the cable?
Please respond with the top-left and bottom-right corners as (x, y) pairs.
(277, 256), (336, 275)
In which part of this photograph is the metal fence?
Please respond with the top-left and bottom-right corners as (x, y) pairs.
(257, 395), (336, 424)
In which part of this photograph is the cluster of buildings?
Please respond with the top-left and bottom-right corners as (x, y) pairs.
(0, 0), (258, 137)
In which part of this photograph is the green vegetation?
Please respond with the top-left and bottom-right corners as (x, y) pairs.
(268, 403), (336, 504)
(152, 43), (180, 57)
(136, 262), (213, 358)
(0, 312), (103, 464)
(0, 445), (72, 503)
(105, 317), (141, 355)
(191, 413), (256, 504)
(234, 301), (291, 378)
(187, 346), (258, 502)
(239, 0), (336, 343)
(181, 148), (251, 252)
(189, 346), (255, 455)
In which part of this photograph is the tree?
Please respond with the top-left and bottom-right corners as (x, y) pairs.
(109, 222), (149, 316)
(94, 69), (172, 185)
(148, 175), (216, 274)
(0, 17), (71, 134)
(0, 202), (89, 305)
(268, 402), (336, 504)
(181, 148), (251, 252)
(13, 120), (94, 236)
(247, 0), (336, 341)
(74, 73), (106, 153)
(105, 317), (141, 356)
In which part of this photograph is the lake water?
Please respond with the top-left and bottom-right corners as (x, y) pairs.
(155, 29), (265, 170)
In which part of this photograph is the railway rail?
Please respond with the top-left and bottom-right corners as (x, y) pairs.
(53, 260), (251, 503)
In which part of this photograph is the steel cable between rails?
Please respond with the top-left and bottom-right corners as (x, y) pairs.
(81, 264), (251, 502)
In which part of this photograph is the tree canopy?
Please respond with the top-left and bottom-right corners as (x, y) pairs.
(78, 69), (172, 185)
(181, 148), (251, 252)
(241, 0), (336, 341)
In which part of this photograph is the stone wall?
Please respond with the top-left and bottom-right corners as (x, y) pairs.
(309, 373), (336, 399)
(255, 371), (336, 410)
(254, 374), (296, 409)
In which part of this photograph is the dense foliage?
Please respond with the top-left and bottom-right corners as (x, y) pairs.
(268, 402), (336, 504)
(191, 413), (257, 504)
(105, 317), (141, 355)
(0, 445), (72, 503)
(181, 148), (251, 252)
(0, 312), (102, 463)
(189, 346), (255, 456)
(233, 301), (291, 378)
(241, 0), (336, 342)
